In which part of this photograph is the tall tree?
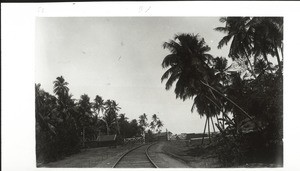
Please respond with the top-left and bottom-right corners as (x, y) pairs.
(161, 33), (253, 136)
(104, 100), (121, 135)
(92, 95), (109, 135)
(215, 17), (256, 78)
(138, 113), (148, 130)
(215, 17), (283, 75)
(156, 120), (164, 133)
(161, 33), (214, 101)
(53, 76), (69, 101)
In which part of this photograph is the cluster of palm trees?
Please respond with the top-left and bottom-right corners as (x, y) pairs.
(138, 113), (164, 142)
(138, 113), (164, 133)
(161, 16), (283, 157)
(36, 76), (144, 162)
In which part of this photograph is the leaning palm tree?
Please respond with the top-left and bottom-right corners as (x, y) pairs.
(161, 33), (214, 101)
(161, 33), (253, 136)
(192, 93), (219, 143)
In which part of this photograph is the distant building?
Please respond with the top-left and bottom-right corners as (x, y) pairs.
(186, 133), (208, 140)
(85, 134), (117, 148)
(153, 132), (168, 141)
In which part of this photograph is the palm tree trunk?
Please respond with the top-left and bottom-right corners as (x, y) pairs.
(246, 56), (257, 78)
(115, 117), (120, 135)
(280, 46), (283, 60)
(207, 116), (211, 143)
(222, 111), (225, 129)
(263, 52), (274, 74)
(276, 47), (282, 73)
(201, 117), (208, 145)
(211, 117), (216, 133)
(200, 80), (253, 120)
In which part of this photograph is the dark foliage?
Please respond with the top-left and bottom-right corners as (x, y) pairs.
(35, 77), (145, 164)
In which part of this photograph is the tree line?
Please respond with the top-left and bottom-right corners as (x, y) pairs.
(36, 77), (163, 163)
(160, 17), (283, 166)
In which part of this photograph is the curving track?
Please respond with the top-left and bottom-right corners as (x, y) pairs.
(112, 143), (158, 168)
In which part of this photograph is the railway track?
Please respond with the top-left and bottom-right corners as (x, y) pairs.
(112, 143), (158, 168)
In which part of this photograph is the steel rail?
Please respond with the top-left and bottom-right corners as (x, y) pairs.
(112, 142), (158, 168)
(145, 142), (159, 168)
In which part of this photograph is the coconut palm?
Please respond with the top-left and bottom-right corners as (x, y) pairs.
(215, 17), (256, 78)
(53, 76), (69, 100)
(216, 17), (283, 75)
(161, 33), (214, 101)
(104, 100), (121, 135)
(192, 93), (219, 143)
(251, 17), (283, 73)
(156, 120), (164, 133)
(138, 113), (148, 130)
(161, 34), (253, 137)
(152, 114), (158, 123)
(93, 95), (105, 117)
(93, 95), (110, 135)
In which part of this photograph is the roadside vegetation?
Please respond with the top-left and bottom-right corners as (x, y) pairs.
(36, 77), (163, 164)
(161, 17), (283, 167)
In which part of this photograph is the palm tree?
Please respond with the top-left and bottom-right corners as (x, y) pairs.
(192, 93), (219, 143)
(138, 113), (148, 130)
(251, 17), (283, 73)
(156, 120), (164, 133)
(104, 100), (121, 135)
(161, 33), (253, 137)
(150, 121), (156, 132)
(150, 114), (158, 132)
(93, 95), (109, 135)
(53, 76), (69, 100)
(152, 114), (158, 123)
(215, 17), (283, 75)
(35, 83), (57, 136)
(161, 33), (214, 101)
(215, 17), (256, 78)
(93, 95), (105, 117)
(138, 113), (148, 143)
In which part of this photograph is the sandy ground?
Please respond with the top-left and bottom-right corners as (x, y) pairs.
(148, 142), (191, 168)
(40, 144), (140, 168)
(161, 140), (221, 168)
(39, 141), (222, 168)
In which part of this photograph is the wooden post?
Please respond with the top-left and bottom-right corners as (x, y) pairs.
(201, 117), (208, 145)
(208, 116), (211, 143)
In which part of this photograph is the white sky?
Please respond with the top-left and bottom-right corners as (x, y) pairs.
(35, 17), (230, 134)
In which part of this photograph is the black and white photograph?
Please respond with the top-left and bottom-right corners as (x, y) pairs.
(2, 2), (300, 170)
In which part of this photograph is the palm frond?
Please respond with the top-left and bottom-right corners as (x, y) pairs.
(161, 54), (180, 68)
(217, 35), (233, 49)
(161, 66), (181, 82)
(165, 72), (180, 90)
(214, 27), (229, 33)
